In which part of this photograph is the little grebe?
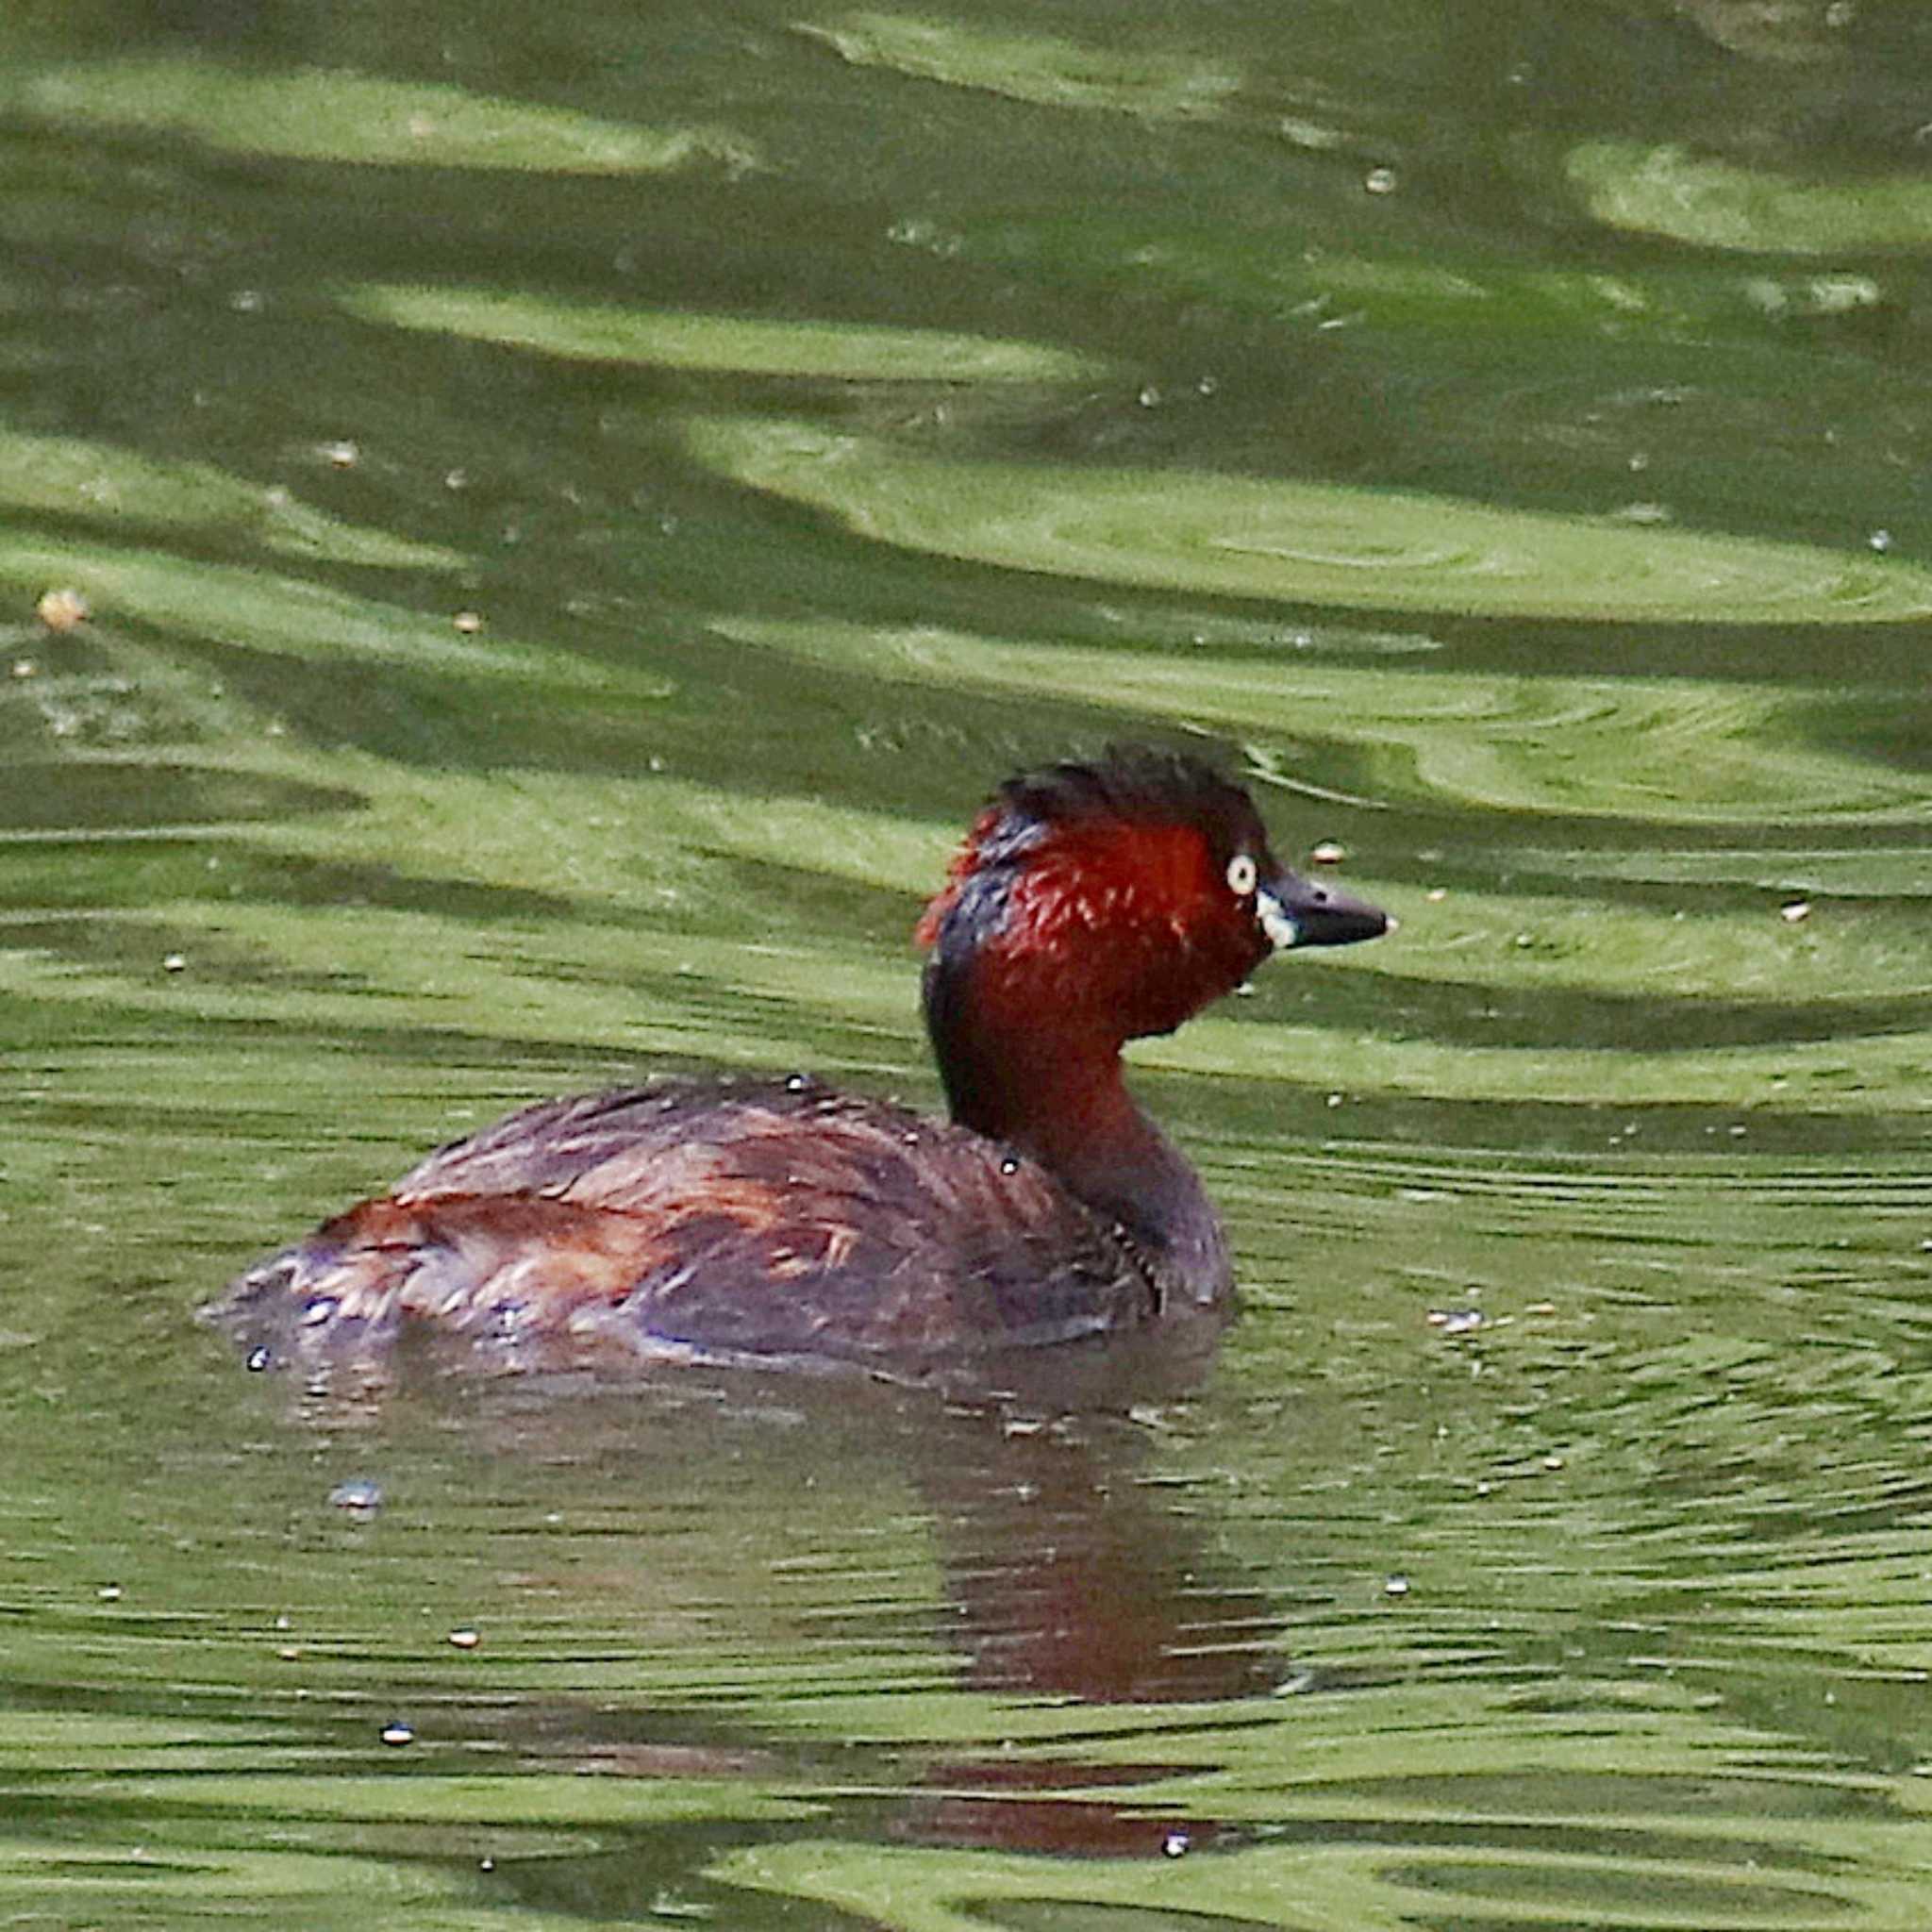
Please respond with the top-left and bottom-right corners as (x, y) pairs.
(215, 749), (1389, 1370)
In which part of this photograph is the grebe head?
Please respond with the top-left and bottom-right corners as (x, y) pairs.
(917, 747), (1388, 1069)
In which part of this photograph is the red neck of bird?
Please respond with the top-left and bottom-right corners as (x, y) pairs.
(923, 955), (1229, 1303)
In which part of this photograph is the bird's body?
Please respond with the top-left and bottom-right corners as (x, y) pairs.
(212, 748), (1389, 1374)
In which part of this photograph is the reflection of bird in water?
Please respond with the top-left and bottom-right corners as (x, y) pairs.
(903, 1406), (1289, 1847)
(418, 1377), (1291, 1866)
(917, 1404), (1291, 1707)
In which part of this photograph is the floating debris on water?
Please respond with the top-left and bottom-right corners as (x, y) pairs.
(1384, 1574), (1410, 1597)
(452, 609), (484, 634)
(1310, 840), (1347, 865)
(36, 587), (90, 632)
(1426, 1307), (1486, 1336)
(1364, 165), (1397, 195)
(448, 1627), (481, 1650)
(379, 1721), (415, 1747)
(1780, 899), (1812, 924)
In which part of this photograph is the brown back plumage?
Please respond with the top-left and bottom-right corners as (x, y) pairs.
(216, 1078), (1164, 1371)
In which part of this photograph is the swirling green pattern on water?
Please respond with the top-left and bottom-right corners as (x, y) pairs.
(8, 58), (759, 173)
(687, 416), (1932, 623)
(343, 281), (1106, 383)
(1570, 141), (1932, 255)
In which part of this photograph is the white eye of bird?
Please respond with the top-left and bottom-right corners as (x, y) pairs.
(1225, 853), (1257, 896)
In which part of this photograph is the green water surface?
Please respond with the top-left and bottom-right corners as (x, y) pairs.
(3, 3), (1932, 1927)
